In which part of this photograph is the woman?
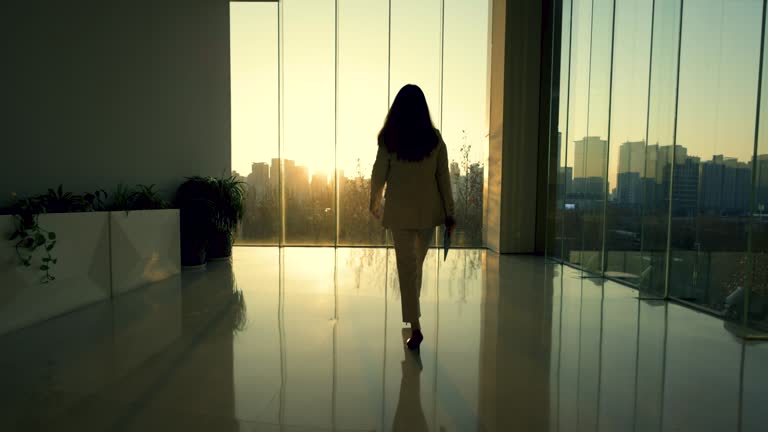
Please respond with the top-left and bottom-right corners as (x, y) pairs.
(370, 84), (455, 350)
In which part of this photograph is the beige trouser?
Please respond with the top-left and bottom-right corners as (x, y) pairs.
(392, 228), (434, 323)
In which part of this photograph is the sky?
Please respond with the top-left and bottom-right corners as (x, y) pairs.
(230, 0), (489, 181)
(559, 0), (765, 190)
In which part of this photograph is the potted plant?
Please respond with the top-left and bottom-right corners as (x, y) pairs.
(206, 176), (246, 261)
(175, 177), (215, 268)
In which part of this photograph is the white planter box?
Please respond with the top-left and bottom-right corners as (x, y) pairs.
(0, 212), (111, 336)
(109, 209), (180, 296)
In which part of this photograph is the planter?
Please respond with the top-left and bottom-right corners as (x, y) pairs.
(181, 236), (207, 268)
(109, 209), (181, 296)
(207, 231), (233, 261)
(0, 212), (111, 336)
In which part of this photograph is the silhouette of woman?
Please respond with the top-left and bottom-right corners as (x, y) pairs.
(370, 84), (455, 350)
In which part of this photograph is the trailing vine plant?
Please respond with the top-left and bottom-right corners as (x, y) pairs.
(6, 186), (106, 283)
(8, 196), (57, 283)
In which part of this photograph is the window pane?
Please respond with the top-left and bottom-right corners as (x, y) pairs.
(282, 0), (336, 245)
(638, 0), (682, 298)
(390, 0), (442, 123)
(547, 0), (572, 261)
(442, 0), (489, 247)
(670, 0), (762, 314)
(579, 0), (613, 274)
(563, 0), (594, 268)
(230, 2), (280, 245)
(604, 0), (653, 283)
(337, 0), (389, 246)
(749, 1), (768, 331)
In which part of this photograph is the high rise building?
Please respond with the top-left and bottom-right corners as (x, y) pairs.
(644, 144), (688, 182)
(310, 173), (329, 202)
(617, 141), (646, 205)
(248, 162), (270, 197)
(271, 158), (281, 192)
(754, 154), (768, 212)
(574, 136), (608, 179)
(617, 172), (642, 205)
(664, 156), (700, 217)
(700, 155), (752, 215)
(558, 166), (573, 194)
(573, 137), (608, 199)
(618, 141), (646, 175)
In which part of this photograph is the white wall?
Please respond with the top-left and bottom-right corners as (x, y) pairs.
(0, 0), (231, 206)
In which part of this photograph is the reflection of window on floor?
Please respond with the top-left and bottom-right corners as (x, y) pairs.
(230, 0), (489, 247)
(231, 247), (484, 431)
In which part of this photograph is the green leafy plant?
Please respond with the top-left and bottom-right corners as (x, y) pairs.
(109, 184), (169, 212)
(38, 185), (106, 213)
(208, 176), (247, 239)
(174, 176), (246, 263)
(109, 184), (135, 212)
(5, 185), (105, 283)
(7, 196), (55, 283)
(131, 184), (169, 210)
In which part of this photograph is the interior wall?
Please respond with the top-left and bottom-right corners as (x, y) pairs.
(0, 0), (231, 207)
(486, 0), (546, 253)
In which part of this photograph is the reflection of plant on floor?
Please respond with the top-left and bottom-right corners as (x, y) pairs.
(444, 250), (483, 304)
(345, 248), (388, 291)
(230, 288), (248, 334)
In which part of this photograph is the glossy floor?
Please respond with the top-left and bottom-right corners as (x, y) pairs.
(1, 248), (767, 431)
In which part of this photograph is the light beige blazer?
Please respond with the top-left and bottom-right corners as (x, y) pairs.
(370, 132), (455, 230)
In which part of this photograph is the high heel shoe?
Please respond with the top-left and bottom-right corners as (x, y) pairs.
(406, 329), (424, 350)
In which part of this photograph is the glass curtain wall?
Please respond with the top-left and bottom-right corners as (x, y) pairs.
(231, 0), (490, 248)
(230, 2), (281, 244)
(547, 0), (768, 332)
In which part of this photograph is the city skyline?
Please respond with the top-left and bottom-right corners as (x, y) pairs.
(234, 153), (485, 246)
(569, 134), (765, 181)
(559, 134), (768, 216)
(230, 0), (489, 179)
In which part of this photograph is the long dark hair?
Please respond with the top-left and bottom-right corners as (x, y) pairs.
(378, 84), (439, 162)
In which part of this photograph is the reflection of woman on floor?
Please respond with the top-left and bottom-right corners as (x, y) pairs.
(370, 84), (455, 350)
(392, 331), (429, 432)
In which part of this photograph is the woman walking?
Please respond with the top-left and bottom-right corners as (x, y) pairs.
(370, 84), (455, 350)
